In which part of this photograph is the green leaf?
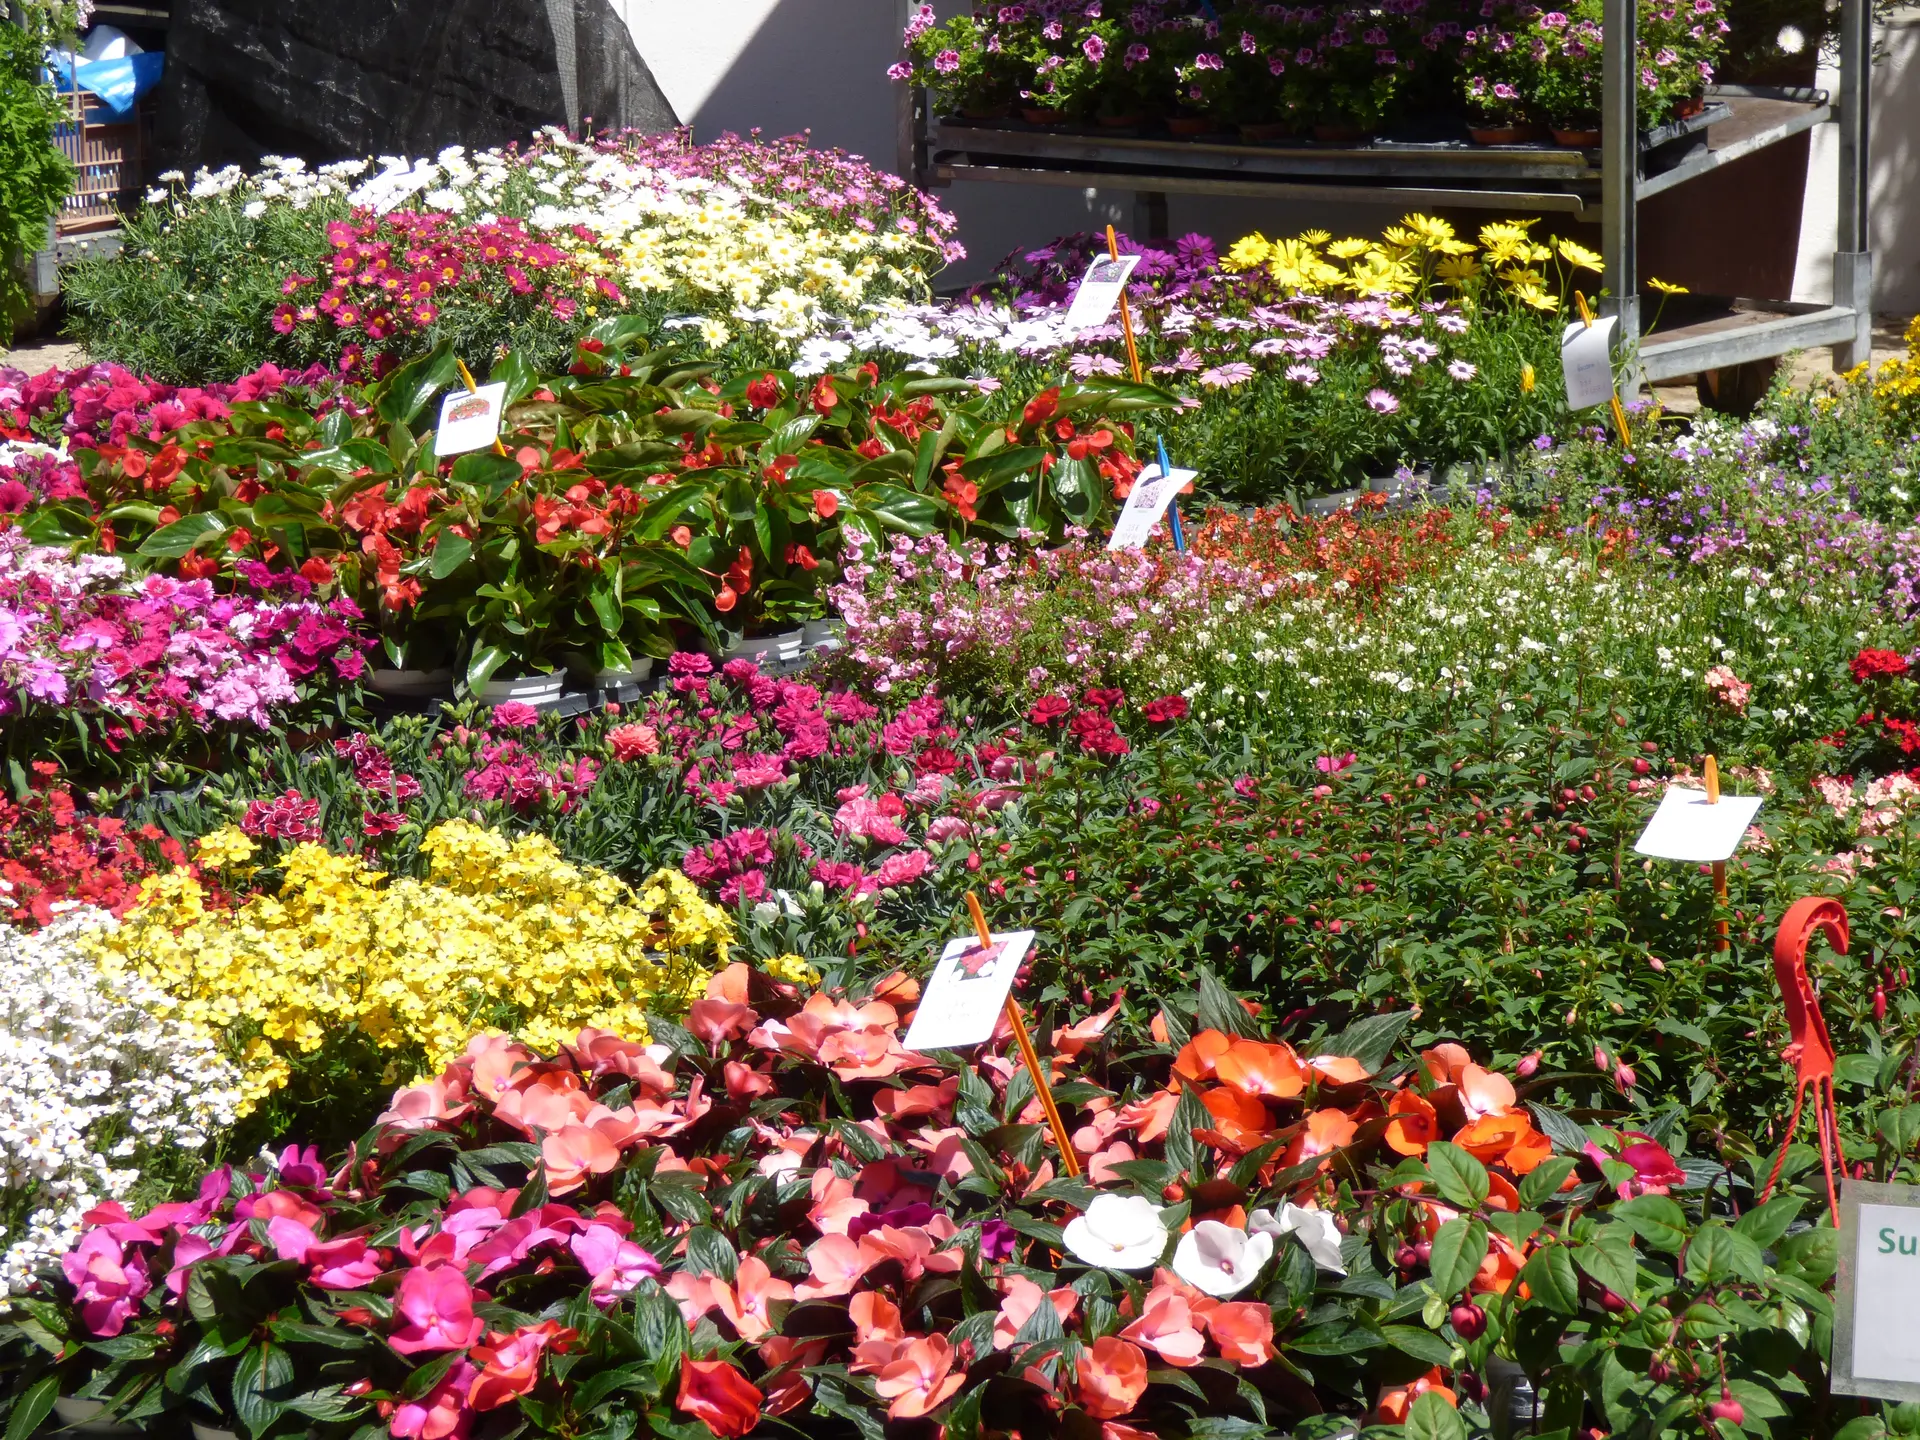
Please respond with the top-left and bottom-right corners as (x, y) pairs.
(1612, 1195), (1688, 1253)
(1381, 1325), (1459, 1366)
(683, 1227), (738, 1283)
(1405, 1389), (1469, 1440)
(1195, 967), (1261, 1038)
(1574, 1226), (1638, 1303)
(1517, 1157), (1578, 1211)
(6, 1376), (58, 1440)
(451, 450), (523, 494)
(1527, 1102), (1592, 1155)
(1325, 1010), (1412, 1071)
(1425, 1142), (1490, 1211)
(1166, 1084), (1211, 1178)
(400, 1351), (460, 1401)
(1735, 1196), (1806, 1250)
(137, 511), (226, 559)
(464, 644), (510, 693)
(1426, 1217), (1490, 1299)
(1520, 1244), (1581, 1315)
(1685, 1224), (1766, 1287)
(374, 341), (461, 426)
(428, 533), (473, 580)
(231, 1344), (295, 1438)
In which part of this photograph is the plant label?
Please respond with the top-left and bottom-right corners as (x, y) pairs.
(1632, 784), (1763, 863)
(903, 929), (1037, 1051)
(1561, 316), (1618, 411)
(1108, 463), (1199, 551)
(1064, 253), (1143, 332)
(1835, 1181), (1920, 1400)
(436, 382), (507, 456)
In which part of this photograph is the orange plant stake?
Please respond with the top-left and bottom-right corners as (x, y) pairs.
(1106, 225), (1145, 387)
(1704, 754), (1729, 953)
(966, 892), (1082, 1177)
(1758, 895), (1848, 1226)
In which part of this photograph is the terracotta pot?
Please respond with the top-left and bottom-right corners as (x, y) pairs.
(1237, 120), (1296, 142)
(1097, 112), (1145, 128)
(1312, 123), (1370, 143)
(1676, 94), (1706, 119)
(1019, 106), (1058, 125)
(1468, 123), (1539, 145)
(960, 103), (1012, 120)
(1551, 126), (1602, 147)
(1166, 115), (1214, 136)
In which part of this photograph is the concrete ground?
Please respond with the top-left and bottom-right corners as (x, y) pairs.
(0, 334), (88, 376)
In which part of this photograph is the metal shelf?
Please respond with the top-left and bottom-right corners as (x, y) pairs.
(897, 0), (1874, 387)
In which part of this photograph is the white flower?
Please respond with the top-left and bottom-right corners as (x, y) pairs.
(1171, 1220), (1274, 1297)
(1251, 1204), (1347, 1275)
(1063, 1193), (1171, 1271)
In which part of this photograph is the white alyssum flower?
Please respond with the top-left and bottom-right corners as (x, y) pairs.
(1063, 1192), (1171, 1271)
(0, 911), (243, 1302)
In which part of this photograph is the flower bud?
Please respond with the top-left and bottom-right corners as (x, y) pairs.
(1708, 1390), (1744, 1427)
(1517, 1050), (1543, 1078)
(1449, 1302), (1487, 1339)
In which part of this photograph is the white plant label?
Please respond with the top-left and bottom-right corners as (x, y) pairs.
(903, 929), (1037, 1051)
(1561, 316), (1618, 410)
(1836, 1182), (1920, 1400)
(435, 382), (507, 456)
(1064, 253), (1143, 332)
(1107, 463), (1200, 551)
(1632, 784), (1763, 863)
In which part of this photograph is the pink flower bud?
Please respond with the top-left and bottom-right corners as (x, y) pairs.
(1517, 1050), (1542, 1078)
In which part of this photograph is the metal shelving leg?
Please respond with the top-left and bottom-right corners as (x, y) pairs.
(1601, 0), (1642, 396)
(1833, 0), (1874, 370)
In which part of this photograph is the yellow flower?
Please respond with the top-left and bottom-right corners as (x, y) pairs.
(1326, 237), (1372, 260)
(1521, 362), (1537, 393)
(1646, 276), (1689, 295)
(1556, 238), (1604, 272)
(1404, 213), (1457, 246)
(766, 953), (822, 987)
(1224, 233), (1274, 271)
(195, 827), (257, 868)
(1380, 224), (1422, 253)
(1298, 228), (1331, 245)
(88, 822), (739, 1112)
(1345, 251), (1417, 297)
(1434, 253), (1481, 283)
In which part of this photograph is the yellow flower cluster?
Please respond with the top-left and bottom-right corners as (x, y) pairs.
(1222, 213), (1607, 311)
(551, 173), (938, 344)
(1871, 315), (1920, 423)
(85, 821), (734, 1111)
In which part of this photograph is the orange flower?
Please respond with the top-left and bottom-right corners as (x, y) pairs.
(873, 1335), (965, 1419)
(1213, 1039), (1306, 1100)
(1377, 1367), (1457, 1424)
(1458, 1064), (1518, 1120)
(794, 1233), (867, 1298)
(1204, 1301), (1277, 1366)
(1173, 1029), (1234, 1084)
(712, 1255), (793, 1341)
(1076, 1336), (1149, 1419)
(1472, 1231), (1526, 1295)
(995, 1274), (1079, 1350)
(540, 1124), (621, 1194)
(1118, 1286), (1208, 1367)
(1385, 1088), (1439, 1157)
(1284, 1107), (1359, 1168)
(1453, 1113), (1551, 1174)
(1421, 1042), (1472, 1086)
(676, 1357), (763, 1439)
(1200, 1086), (1271, 1149)
(758, 1336), (827, 1417)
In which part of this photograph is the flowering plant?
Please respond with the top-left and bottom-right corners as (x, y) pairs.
(1527, 1), (1608, 128)
(4, 974), (1845, 1440)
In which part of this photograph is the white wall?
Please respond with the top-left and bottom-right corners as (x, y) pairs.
(617, 0), (1918, 312)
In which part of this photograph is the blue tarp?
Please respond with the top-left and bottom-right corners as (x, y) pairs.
(45, 50), (164, 120)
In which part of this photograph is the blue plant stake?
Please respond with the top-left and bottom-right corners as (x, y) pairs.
(1158, 437), (1186, 553)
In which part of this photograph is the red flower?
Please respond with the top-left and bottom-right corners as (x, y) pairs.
(785, 543), (819, 571)
(1082, 686), (1125, 713)
(1141, 695), (1188, 723)
(1028, 695), (1071, 726)
(1023, 386), (1061, 430)
(1852, 647), (1911, 683)
(299, 557), (335, 585)
(746, 373), (783, 409)
(677, 1357), (763, 1438)
(943, 471), (979, 524)
(812, 489), (839, 520)
(810, 377), (839, 415)
(179, 553), (219, 581)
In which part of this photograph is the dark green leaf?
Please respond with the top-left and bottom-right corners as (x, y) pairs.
(1425, 1142), (1490, 1211)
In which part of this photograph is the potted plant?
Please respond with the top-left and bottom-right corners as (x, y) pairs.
(1459, 8), (1543, 144)
(1526, 1), (1606, 143)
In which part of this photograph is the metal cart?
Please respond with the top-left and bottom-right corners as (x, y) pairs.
(896, 0), (1875, 389)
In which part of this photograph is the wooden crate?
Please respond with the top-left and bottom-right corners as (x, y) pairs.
(54, 88), (144, 235)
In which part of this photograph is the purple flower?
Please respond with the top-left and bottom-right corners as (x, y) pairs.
(1366, 388), (1400, 414)
(1082, 34), (1107, 62)
(934, 48), (962, 73)
(1199, 362), (1255, 388)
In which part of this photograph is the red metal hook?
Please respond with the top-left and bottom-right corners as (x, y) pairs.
(1759, 895), (1848, 1226)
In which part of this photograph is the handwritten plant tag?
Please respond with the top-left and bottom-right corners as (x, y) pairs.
(435, 382), (507, 456)
(1107, 463), (1200, 550)
(1633, 784), (1764, 863)
(1561, 316), (1618, 410)
(903, 929), (1037, 1051)
(1063, 253), (1142, 332)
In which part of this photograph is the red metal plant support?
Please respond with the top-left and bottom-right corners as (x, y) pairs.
(1759, 895), (1848, 1226)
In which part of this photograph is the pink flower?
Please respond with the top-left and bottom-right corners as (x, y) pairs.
(390, 1358), (478, 1440)
(390, 1264), (486, 1354)
(732, 753), (787, 788)
(871, 849), (933, 888)
(309, 1235), (387, 1289)
(571, 1225), (661, 1304)
(1366, 388), (1400, 414)
(1316, 752), (1357, 773)
(59, 1230), (151, 1337)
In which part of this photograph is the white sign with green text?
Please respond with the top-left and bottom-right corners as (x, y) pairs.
(1835, 1180), (1920, 1400)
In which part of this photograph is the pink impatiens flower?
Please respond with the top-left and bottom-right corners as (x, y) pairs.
(390, 1263), (486, 1354)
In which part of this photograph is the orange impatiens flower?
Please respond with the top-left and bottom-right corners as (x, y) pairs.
(1076, 1336), (1150, 1419)
(1200, 1086), (1272, 1149)
(1214, 1039), (1306, 1099)
(1454, 1112), (1552, 1174)
(873, 1334), (965, 1418)
(1118, 1285), (1208, 1367)
(1204, 1300), (1277, 1366)
(677, 1357), (763, 1438)
(1385, 1088), (1439, 1156)
(1459, 1063), (1518, 1120)
(1173, 1029), (1234, 1084)
(1377, 1367), (1458, 1424)
(1284, 1107), (1360, 1168)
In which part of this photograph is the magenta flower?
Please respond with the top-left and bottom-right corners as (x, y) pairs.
(60, 1230), (152, 1337)
(390, 1263), (485, 1354)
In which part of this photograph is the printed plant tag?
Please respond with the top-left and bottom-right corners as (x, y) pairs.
(436, 382), (507, 456)
(1107, 463), (1199, 550)
(1633, 784), (1764, 862)
(1063, 253), (1142, 332)
(1561, 316), (1618, 410)
(903, 929), (1038, 1051)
